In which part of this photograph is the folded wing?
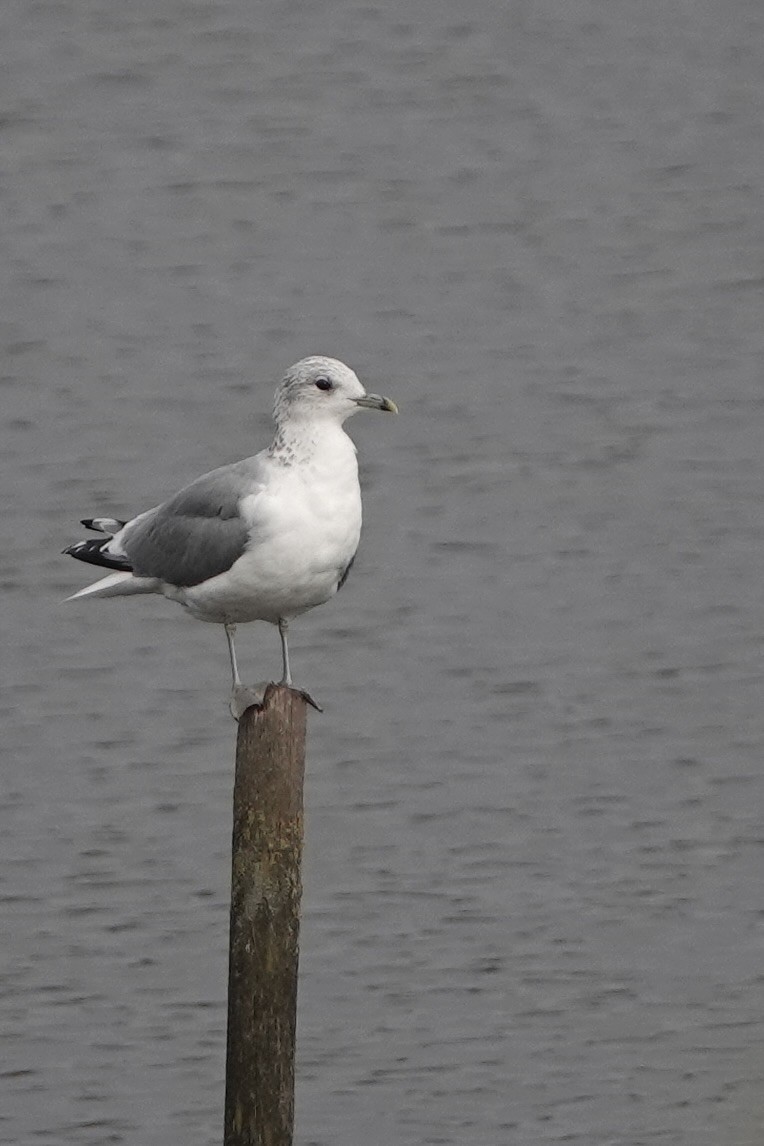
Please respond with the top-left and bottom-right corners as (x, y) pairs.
(121, 458), (265, 587)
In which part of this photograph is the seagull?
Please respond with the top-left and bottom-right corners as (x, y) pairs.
(64, 356), (398, 717)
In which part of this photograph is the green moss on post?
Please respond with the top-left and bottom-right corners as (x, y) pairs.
(224, 683), (308, 1146)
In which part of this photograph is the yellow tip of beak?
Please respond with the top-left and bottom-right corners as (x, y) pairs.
(356, 394), (399, 414)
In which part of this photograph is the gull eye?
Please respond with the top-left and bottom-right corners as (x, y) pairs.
(314, 376), (333, 392)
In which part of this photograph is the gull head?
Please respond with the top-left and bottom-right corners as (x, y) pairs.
(273, 356), (398, 427)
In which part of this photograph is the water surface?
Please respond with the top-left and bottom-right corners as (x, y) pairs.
(2, 2), (764, 1143)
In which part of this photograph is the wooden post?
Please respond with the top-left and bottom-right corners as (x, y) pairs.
(224, 683), (308, 1146)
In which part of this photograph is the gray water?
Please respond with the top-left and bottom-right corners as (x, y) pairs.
(2, 1), (764, 1143)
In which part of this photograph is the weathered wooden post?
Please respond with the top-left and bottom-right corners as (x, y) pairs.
(224, 683), (309, 1146)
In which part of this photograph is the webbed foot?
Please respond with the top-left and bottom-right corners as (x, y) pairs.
(229, 683), (268, 721)
(229, 681), (323, 720)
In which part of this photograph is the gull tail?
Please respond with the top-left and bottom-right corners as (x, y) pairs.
(66, 571), (157, 601)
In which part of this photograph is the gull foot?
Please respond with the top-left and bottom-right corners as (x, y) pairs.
(229, 682), (323, 719)
(229, 682), (268, 721)
(291, 686), (323, 713)
(275, 680), (324, 712)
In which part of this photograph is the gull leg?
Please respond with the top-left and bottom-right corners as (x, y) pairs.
(225, 623), (241, 688)
(225, 623), (266, 721)
(277, 616), (322, 712)
(278, 616), (292, 685)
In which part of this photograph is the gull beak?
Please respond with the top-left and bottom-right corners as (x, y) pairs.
(355, 393), (399, 414)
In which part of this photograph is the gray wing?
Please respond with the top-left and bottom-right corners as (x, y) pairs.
(121, 457), (266, 587)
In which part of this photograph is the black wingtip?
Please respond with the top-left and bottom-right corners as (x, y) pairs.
(63, 537), (132, 572)
(80, 517), (128, 534)
(63, 540), (91, 559)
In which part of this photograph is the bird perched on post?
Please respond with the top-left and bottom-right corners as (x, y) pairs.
(64, 356), (398, 717)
